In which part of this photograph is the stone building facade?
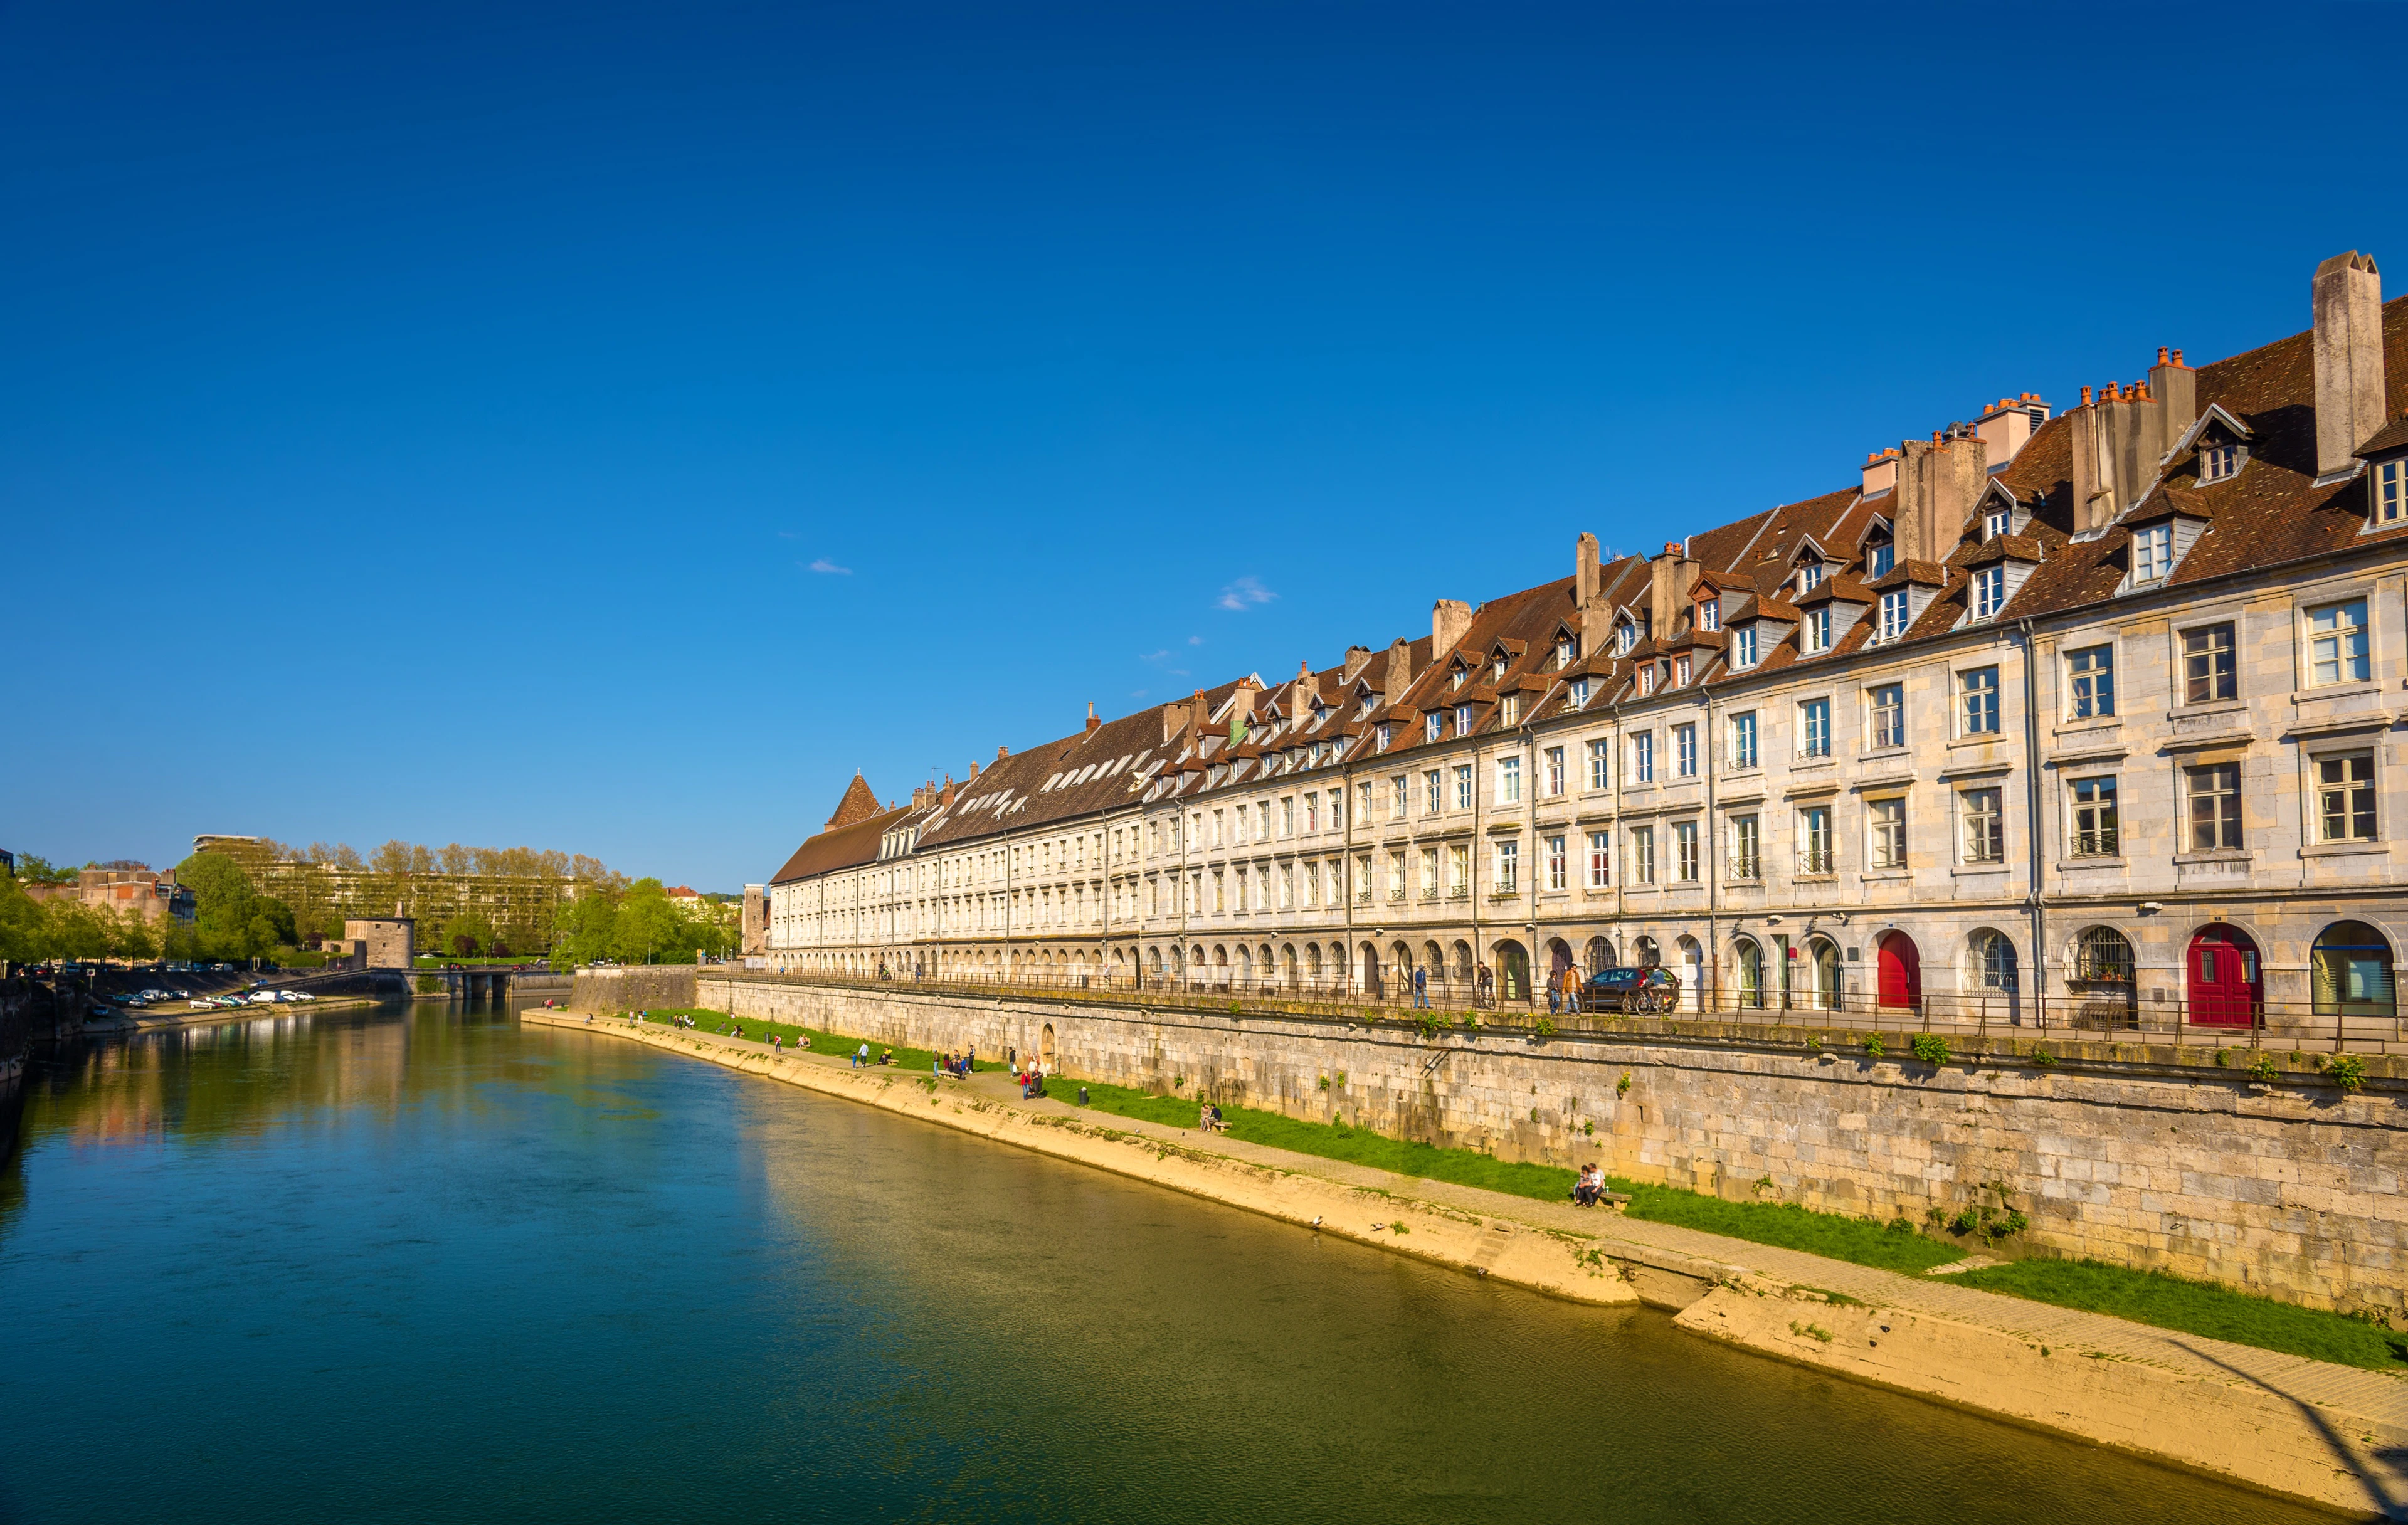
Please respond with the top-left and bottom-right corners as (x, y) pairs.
(768, 251), (2408, 1049)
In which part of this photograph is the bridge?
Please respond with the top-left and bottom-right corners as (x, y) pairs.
(406, 964), (573, 1001)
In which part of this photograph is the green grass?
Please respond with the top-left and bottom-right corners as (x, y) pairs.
(1064, 1080), (1958, 1274)
(624, 1008), (1000, 1075)
(1951, 1257), (2408, 1371)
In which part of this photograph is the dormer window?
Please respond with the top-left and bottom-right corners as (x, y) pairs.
(1425, 712), (1443, 743)
(1450, 666), (1467, 691)
(1638, 665), (1656, 696)
(1615, 621), (1635, 656)
(1733, 626), (1758, 668)
(1983, 507), (2010, 540)
(2379, 459), (2408, 525)
(1696, 600), (1720, 633)
(1797, 561), (1824, 595)
(1801, 608), (1832, 653)
(1673, 655), (1691, 686)
(2133, 522), (2174, 583)
(1499, 694), (1522, 726)
(1971, 564), (2007, 620)
(1877, 589), (1908, 642)
(1867, 540), (1894, 578)
(1454, 704), (1474, 736)
(1376, 723), (1393, 752)
(1569, 677), (1590, 707)
(1491, 656), (1508, 682)
(2200, 443), (2241, 483)
(1555, 636), (1575, 668)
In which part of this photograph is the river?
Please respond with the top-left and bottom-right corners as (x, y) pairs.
(0, 1002), (2325, 1524)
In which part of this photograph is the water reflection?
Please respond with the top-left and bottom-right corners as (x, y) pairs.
(0, 1004), (2330, 1525)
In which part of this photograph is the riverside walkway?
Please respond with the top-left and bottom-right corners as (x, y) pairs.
(533, 1009), (2408, 1518)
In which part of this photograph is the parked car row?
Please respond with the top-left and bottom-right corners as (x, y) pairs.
(117, 988), (195, 1007)
(186, 991), (317, 1010)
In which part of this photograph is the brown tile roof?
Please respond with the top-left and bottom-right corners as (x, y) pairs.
(824, 773), (884, 831)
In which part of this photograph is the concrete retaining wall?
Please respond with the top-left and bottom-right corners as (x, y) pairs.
(696, 974), (2408, 1319)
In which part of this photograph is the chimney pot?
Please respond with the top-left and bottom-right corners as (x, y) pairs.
(2157, 346), (2169, 365)
(2171, 349), (2184, 367)
(2081, 386), (2093, 406)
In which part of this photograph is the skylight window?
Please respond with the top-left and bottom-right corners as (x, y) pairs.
(2200, 443), (2241, 483)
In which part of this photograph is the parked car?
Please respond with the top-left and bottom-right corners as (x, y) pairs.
(1583, 966), (1682, 1013)
(189, 999), (215, 1010)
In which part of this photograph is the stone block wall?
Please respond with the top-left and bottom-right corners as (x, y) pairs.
(697, 973), (2408, 1317)
(574, 965), (699, 1013)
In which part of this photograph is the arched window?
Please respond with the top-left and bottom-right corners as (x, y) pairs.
(2313, 921), (2395, 1020)
(1966, 929), (2019, 994)
(2067, 926), (2135, 1029)
(1634, 935), (1660, 968)
(1676, 935), (1703, 1011)
(1451, 940), (1474, 983)
(1733, 938), (1765, 1008)
(1303, 943), (1322, 983)
(1585, 937), (1615, 975)
(1807, 936), (1841, 1010)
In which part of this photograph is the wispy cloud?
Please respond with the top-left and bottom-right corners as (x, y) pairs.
(1216, 576), (1275, 612)
(807, 557), (853, 576)
(1138, 649), (1170, 663)
(775, 530), (801, 541)
(1187, 634), (1205, 646)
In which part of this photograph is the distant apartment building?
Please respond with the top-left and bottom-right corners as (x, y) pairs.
(763, 251), (2408, 1048)
(193, 835), (585, 951)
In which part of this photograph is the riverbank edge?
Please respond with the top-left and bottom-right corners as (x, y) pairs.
(527, 1010), (2404, 1521)
(93, 995), (391, 1033)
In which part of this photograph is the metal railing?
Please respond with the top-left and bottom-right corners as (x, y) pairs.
(722, 966), (2399, 1054)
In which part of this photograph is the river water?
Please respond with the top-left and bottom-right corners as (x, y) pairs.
(0, 1003), (2323, 1524)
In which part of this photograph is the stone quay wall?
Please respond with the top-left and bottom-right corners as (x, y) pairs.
(696, 973), (2408, 1318)
(572, 965), (699, 1013)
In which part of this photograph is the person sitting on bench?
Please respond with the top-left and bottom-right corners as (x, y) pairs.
(1572, 1164), (1605, 1207)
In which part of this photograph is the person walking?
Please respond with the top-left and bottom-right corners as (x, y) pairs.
(1412, 964), (1428, 1010)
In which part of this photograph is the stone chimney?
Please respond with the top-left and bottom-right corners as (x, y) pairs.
(940, 773), (957, 806)
(1862, 448), (1901, 497)
(1973, 394), (2051, 469)
(1432, 599), (1472, 658)
(1341, 646), (1371, 682)
(2315, 250), (2386, 477)
(1085, 701), (1100, 736)
(2149, 349), (2195, 446)
(1160, 697), (1193, 746)
(1893, 434), (1987, 561)
(1647, 542), (1696, 637)
(2069, 378), (2170, 532)
(1383, 636), (1417, 707)
(1575, 532), (1601, 609)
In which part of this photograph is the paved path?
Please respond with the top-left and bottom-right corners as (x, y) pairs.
(589, 1013), (2408, 1429)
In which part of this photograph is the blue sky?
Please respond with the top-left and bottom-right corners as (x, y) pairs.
(6, 2), (2404, 890)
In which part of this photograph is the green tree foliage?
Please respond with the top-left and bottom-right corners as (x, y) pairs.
(176, 851), (264, 960)
(0, 874), (48, 962)
(13, 855), (79, 887)
(549, 877), (738, 967)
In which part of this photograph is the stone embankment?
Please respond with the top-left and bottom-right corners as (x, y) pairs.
(699, 974), (2408, 1326)
(571, 965), (697, 1012)
(532, 1007), (2408, 1519)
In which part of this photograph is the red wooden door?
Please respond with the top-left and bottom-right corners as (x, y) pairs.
(2187, 927), (2261, 1028)
(1877, 932), (1921, 1008)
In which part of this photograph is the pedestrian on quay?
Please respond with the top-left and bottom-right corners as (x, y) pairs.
(1412, 965), (1428, 1010)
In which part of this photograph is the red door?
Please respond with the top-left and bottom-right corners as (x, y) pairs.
(1877, 932), (1921, 1009)
(2187, 927), (2261, 1028)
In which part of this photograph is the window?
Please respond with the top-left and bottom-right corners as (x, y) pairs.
(2200, 442), (2239, 482)
(2186, 762), (2244, 851)
(1869, 683), (1904, 749)
(1354, 855), (1372, 904)
(1798, 560), (1824, 594)
(1674, 723), (1697, 778)
(1984, 507), (2010, 539)
(1971, 565), (2006, 620)
(2133, 522), (2175, 583)
(2309, 599), (2370, 686)
(1629, 826), (1656, 885)
(1389, 776), (1407, 820)
(1493, 840), (1519, 894)
(2182, 622), (2236, 704)
(1674, 655), (1692, 687)
(1278, 865), (1293, 908)
(2313, 921), (2395, 1019)
(1450, 666), (1467, 691)
(1638, 664), (1657, 696)
(1729, 710), (1758, 769)
(1424, 769), (1442, 815)
(1555, 636), (1575, 669)
(2067, 645), (2115, 719)
(1375, 722), (1392, 752)
(1499, 694), (1523, 726)
(1454, 704), (1474, 737)
(1960, 788), (2003, 863)
(1452, 764), (1473, 810)
(1799, 698), (1830, 759)
(1306, 793), (1323, 832)
(1697, 599), (1720, 632)
(2379, 459), (2407, 524)
(2070, 776), (2119, 857)
(1281, 797), (1296, 836)
(1802, 608), (1832, 653)
(1797, 805), (1832, 873)
(1544, 746), (1565, 796)
(1570, 678), (1590, 708)
(1420, 847), (1439, 899)
(2318, 753), (2377, 841)
(1545, 833), (1567, 891)
(1632, 731), (1655, 783)
(1959, 667), (2000, 734)
(1867, 541), (1894, 578)
(1729, 814), (1760, 879)
(1497, 755), (1522, 805)
(1425, 712), (1443, 743)
(1869, 797), (1906, 870)
(1674, 820), (1699, 881)
(1585, 830), (1610, 889)
(1386, 851), (1405, 901)
(1615, 621), (1635, 656)
(1587, 739), (1610, 791)
(1968, 930), (2020, 995)
(1733, 626), (1758, 668)
(1447, 845), (1469, 896)
(1877, 589), (1908, 641)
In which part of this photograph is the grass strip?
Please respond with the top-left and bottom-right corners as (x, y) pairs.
(621, 1008), (1001, 1075)
(1065, 1080), (1958, 1274)
(1951, 1257), (2408, 1371)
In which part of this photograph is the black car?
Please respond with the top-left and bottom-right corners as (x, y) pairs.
(1583, 966), (1682, 1013)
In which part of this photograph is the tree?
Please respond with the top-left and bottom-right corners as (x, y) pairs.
(13, 855), (78, 887)
(0, 873), (45, 963)
(611, 879), (683, 964)
(177, 851), (259, 959)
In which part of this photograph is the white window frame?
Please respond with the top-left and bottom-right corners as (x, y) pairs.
(2066, 644), (2115, 720)
(2316, 750), (2379, 842)
(1958, 667), (2000, 736)
(1798, 697), (1831, 759)
(2133, 522), (2175, 583)
(1496, 754), (1522, 806)
(1729, 710), (1758, 769)
(1972, 565), (2006, 620)
(1585, 830), (1611, 889)
(2306, 598), (2372, 687)
(1674, 722), (1697, 778)
(1733, 625), (1758, 668)
(1867, 796), (1907, 870)
(1877, 589), (1908, 641)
